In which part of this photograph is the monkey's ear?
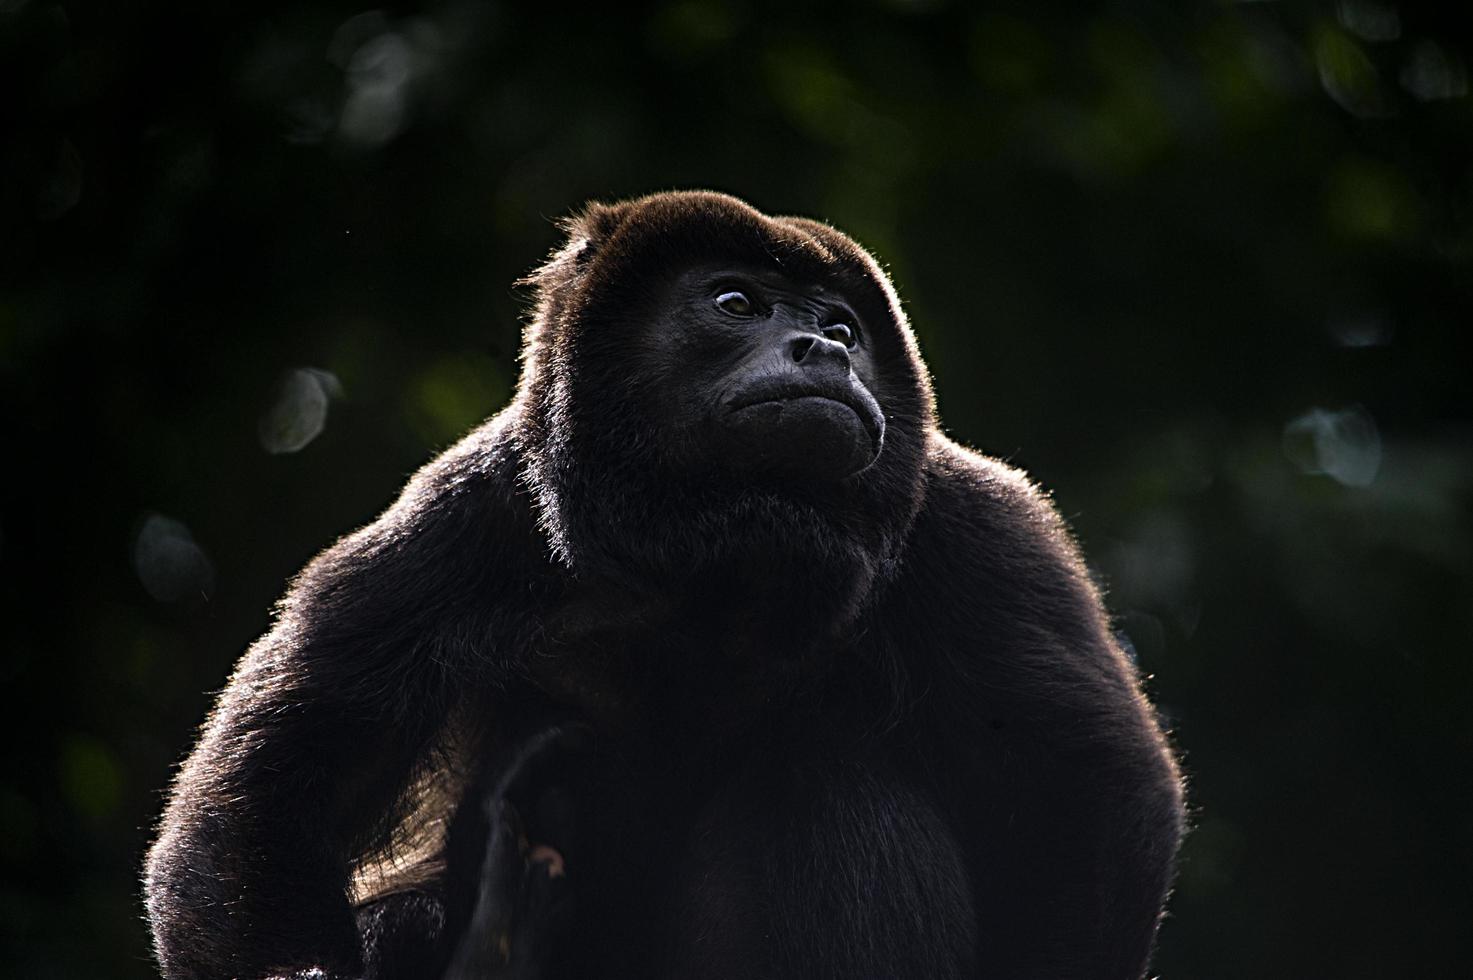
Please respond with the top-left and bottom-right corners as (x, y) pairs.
(557, 200), (633, 266)
(519, 200), (629, 290)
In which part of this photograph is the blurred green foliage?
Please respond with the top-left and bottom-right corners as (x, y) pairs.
(1, 1), (1470, 977)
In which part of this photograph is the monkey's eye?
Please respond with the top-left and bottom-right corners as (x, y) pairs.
(715, 291), (755, 316)
(822, 322), (857, 348)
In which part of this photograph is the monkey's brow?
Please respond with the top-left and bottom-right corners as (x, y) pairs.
(690, 263), (848, 302)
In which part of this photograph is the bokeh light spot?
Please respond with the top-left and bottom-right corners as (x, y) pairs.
(1336, 1), (1401, 43)
(1314, 26), (1394, 118)
(406, 354), (508, 446)
(259, 367), (342, 454)
(1282, 405), (1383, 488)
(1400, 41), (1469, 101)
(132, 513), (215, 603)
(1325, 156), (1421, 242)
(59, 735), (122, 821)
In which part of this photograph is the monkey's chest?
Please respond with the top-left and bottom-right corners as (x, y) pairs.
(542, 736), (978, 980)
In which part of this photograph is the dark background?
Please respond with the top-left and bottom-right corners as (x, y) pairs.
(2, 1), (1470, 977)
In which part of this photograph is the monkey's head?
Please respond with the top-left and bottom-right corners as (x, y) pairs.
(518, 191), (935, 621)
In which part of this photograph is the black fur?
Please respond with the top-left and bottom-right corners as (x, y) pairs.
(144, 191), (1185, 980)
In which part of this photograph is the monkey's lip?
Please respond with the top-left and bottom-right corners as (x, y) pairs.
(734, 393), (856, 414)
(723, 382), (884, 450)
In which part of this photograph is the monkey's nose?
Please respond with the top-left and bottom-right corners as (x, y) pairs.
(788, 333), (851, 369)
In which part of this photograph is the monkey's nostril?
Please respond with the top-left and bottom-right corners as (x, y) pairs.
(791, 337), (815, 363)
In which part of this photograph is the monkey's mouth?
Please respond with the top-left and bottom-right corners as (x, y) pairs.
(718, 380), (885, 479)
(724, 382), (884, 451)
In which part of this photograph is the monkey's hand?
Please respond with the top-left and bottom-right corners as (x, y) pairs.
(441, 724), (585, 980)
(440, 799), (568, 980)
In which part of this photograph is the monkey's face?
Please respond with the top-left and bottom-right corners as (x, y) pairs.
(648, 264), (886, 484)
(520, 192), (933, 587)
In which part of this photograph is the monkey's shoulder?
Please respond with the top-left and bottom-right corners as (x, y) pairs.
(877, 434), (1108, 648)
(281, 409), (547, 636)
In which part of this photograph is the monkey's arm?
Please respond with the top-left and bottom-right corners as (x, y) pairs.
(144, 423), (541, 980)
(893, 438), (1186, 980)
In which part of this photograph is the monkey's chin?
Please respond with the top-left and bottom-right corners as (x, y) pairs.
(719, 397), (882, 481)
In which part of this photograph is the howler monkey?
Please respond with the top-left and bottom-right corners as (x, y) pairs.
(145, 191), (1186, 980)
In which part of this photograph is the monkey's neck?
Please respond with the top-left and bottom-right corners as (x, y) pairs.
(551, 558), (868, 650)
(532, 567), (860, 733)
